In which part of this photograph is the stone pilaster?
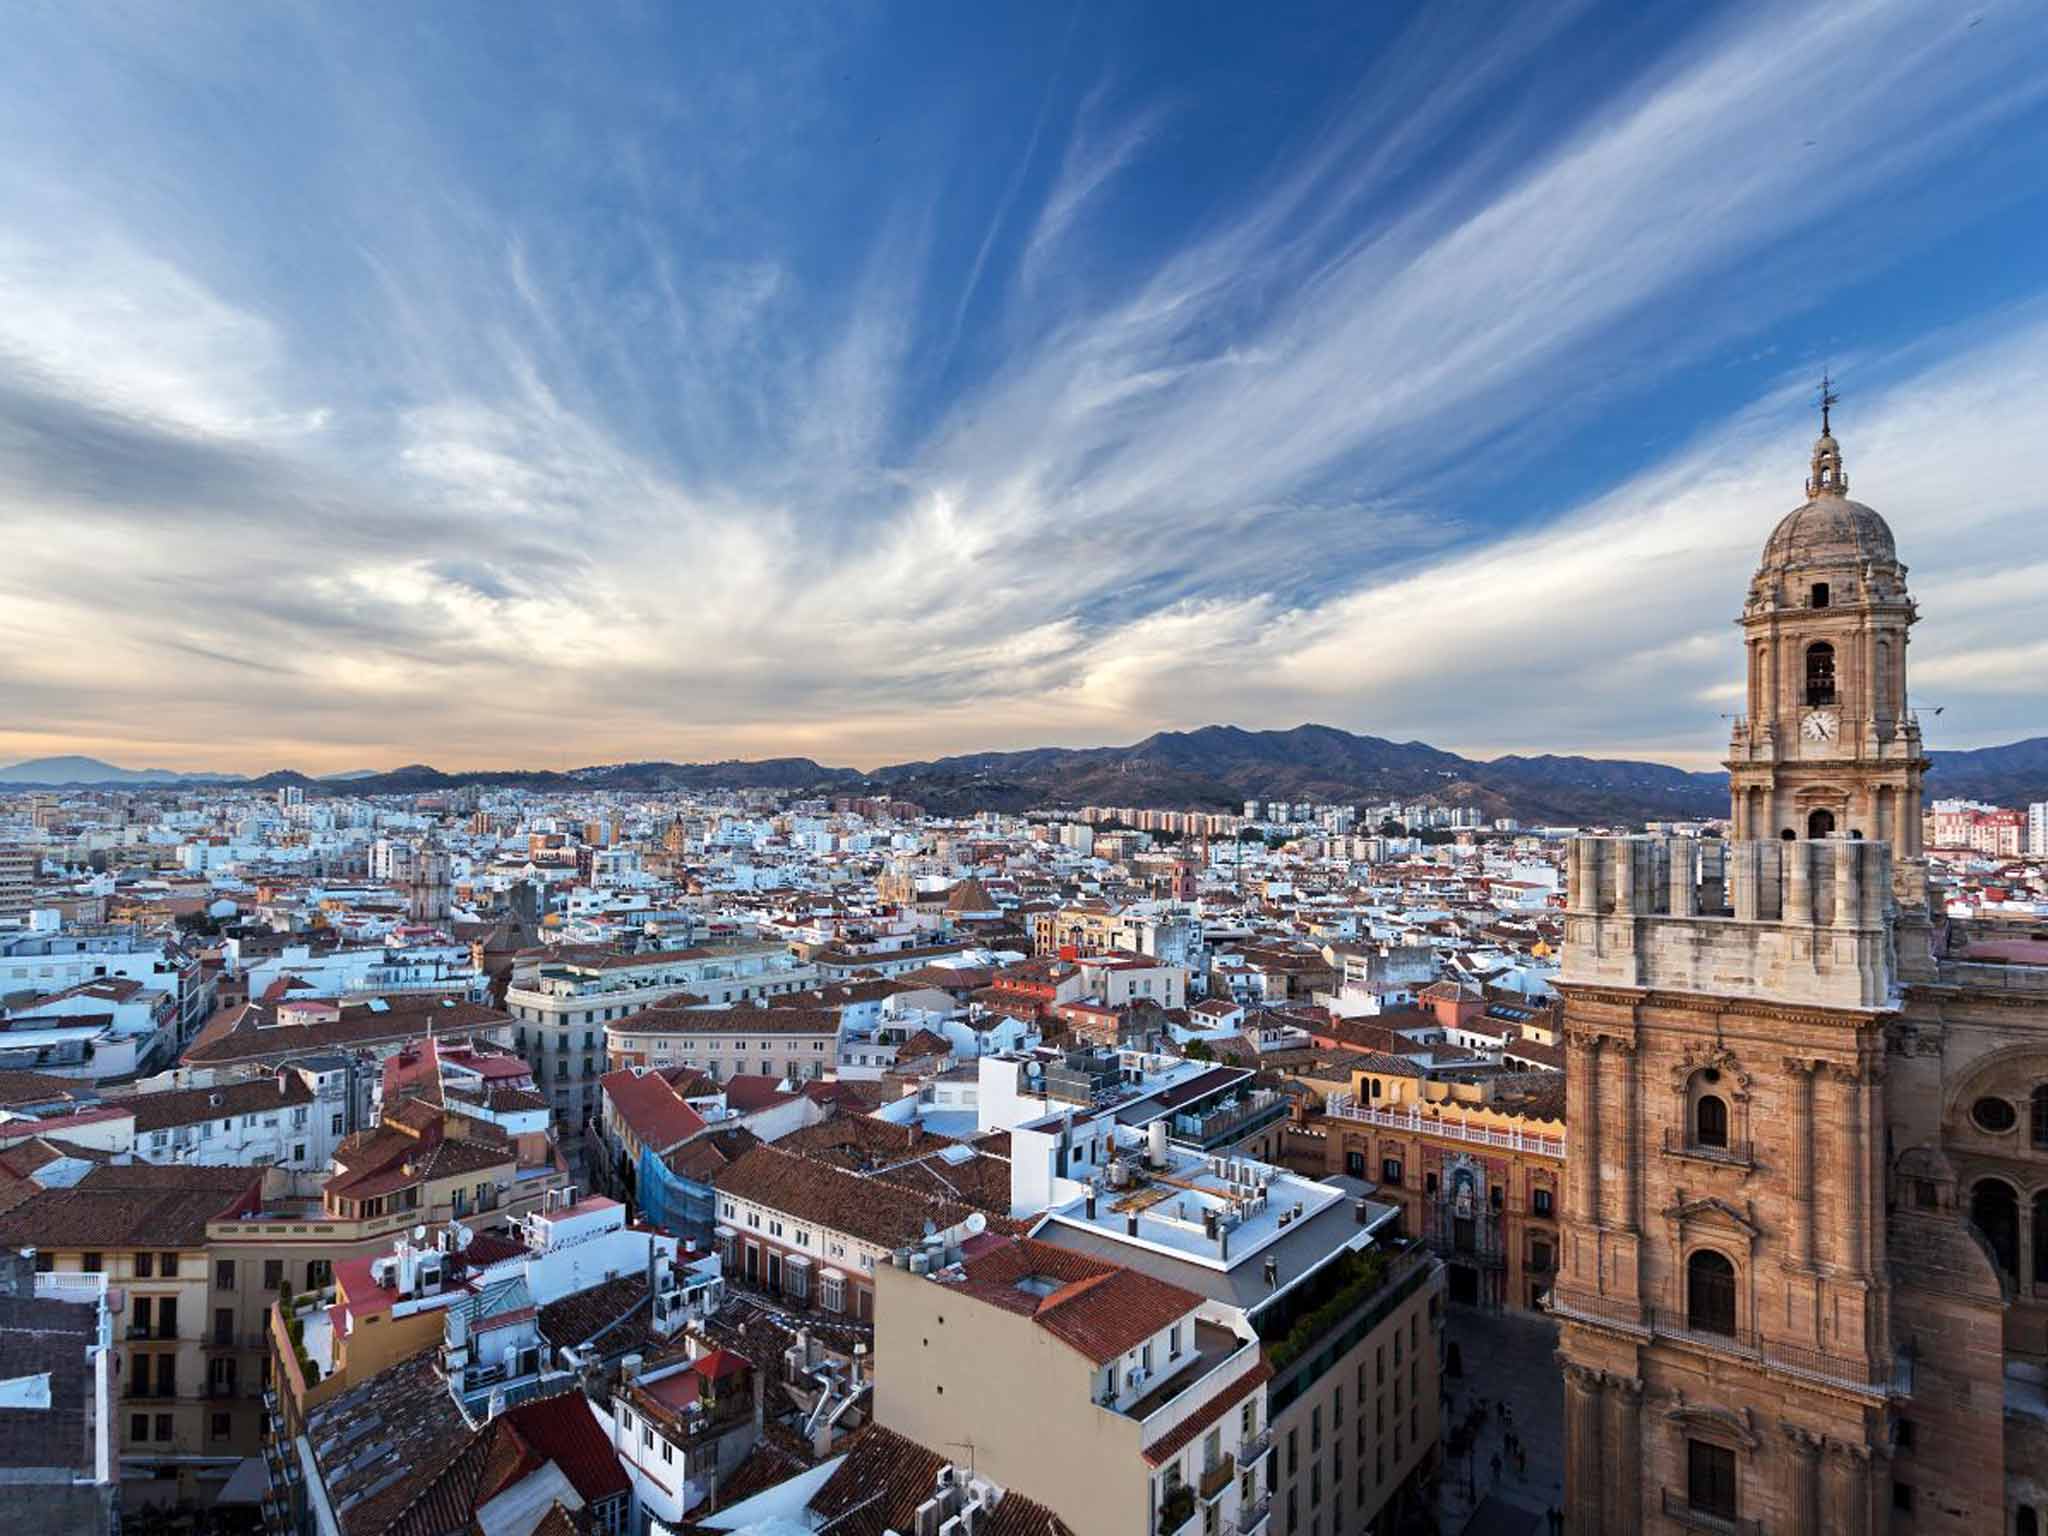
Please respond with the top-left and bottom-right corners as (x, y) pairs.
(1826, 1060), (1866, 1280)
(1563, 1363), (1605, 1536)
(1824, 1441), (1872, 1536)
(1781, 1056), (1818, 1270)
(1568, 1031), (1601, 1229)
(1612, 1037), (1637, 1236)
(1603, 1374), (1642, 1536)
(1781, 1425), (1823, 1536)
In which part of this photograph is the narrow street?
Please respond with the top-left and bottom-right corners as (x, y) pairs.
(1436, 1309), (1565, 1536)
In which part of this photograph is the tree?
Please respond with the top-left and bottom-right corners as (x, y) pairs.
(1185, 1038), (1215, 1061)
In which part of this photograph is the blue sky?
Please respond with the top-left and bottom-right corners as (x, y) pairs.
(2, 0), (2046, 773)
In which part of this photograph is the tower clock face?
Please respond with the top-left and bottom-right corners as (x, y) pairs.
(1801, 709), (1838, 743)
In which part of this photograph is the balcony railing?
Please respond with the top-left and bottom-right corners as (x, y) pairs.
(1548, 1291), (1899, 1393)
(1239, 1426), (1273, 1466)
(1323, 1096), (1565, 1158)
(1661, 1489), (1761, 1536)
(1198, 1454), (1235, 1500)
(1238, 1493), (1273, 1535)
(1660, 1129), (1755, 1168)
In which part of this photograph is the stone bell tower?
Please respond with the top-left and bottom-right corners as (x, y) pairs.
(1550, 393), (1921, 1536)
(1725, 386), (1928, 893)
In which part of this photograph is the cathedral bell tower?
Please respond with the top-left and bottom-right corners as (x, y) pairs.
(1551, 387), (1917, 1536)
(1725, 385), (1928, 901)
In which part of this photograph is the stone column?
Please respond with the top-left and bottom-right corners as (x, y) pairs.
(1603, 1375), (1642, 1536)
(1784, 838), (1812, 926)
(1825, 1442), (1871, 1536)
(1782, 1058), (1817, 1269)
(1782, 1426), (1823, 1536)
(1563, 1364), (1605, 1536)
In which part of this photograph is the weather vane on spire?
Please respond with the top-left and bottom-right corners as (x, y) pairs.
(1817, 372), (1839, 435)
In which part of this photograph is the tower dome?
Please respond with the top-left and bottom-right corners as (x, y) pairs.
(1759, 490), (1897, 573)
(1757, 402), (1896, 574)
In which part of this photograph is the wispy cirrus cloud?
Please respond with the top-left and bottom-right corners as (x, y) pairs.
(0, 1), (2044, 774)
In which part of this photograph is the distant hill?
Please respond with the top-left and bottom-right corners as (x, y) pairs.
(0, 755), (245, 786)
(11, 727), (2045, 825)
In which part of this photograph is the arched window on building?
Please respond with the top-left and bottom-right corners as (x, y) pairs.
(1695, 1093), (1729, 1149)
(2037, 1192), (2048, 1297)
(1686, 1250), (1737, 1337)
(2019, 1504), (2039, 1536)
(1811, 582), (1830, 609)
(1805, 641), (1836, 705)
(1970, 1179), (2020, 1285)
(2032, 1084), (2048, 1149)
(1807, 808), (1837, 840)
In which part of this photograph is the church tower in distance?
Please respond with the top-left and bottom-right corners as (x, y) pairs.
(1551, 395), (2041, 1536)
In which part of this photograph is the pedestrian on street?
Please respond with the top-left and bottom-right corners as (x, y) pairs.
(1490, 1452), (1502, 1485)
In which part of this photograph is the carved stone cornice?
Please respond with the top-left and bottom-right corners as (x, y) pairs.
(1781, 1054), (1824, 1077)
(1664, 1397), (1760, 1452)
(1671, 1042), (1752, 1101)
(1825, 1439), (1874, 1465)
(1780, 1422), (1825, 1458)
(1603, 1373), (1644, 1400)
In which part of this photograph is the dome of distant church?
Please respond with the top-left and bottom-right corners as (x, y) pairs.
(1760, 490), (1896, 571)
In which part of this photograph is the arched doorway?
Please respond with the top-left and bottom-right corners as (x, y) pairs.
(1969, 1179), (2019, 1284)
(1806, 808), (1836, 839)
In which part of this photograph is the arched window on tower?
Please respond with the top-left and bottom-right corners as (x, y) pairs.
(1686, 1250), (1737, 1336)
(1811, 582), (1829, 609)
(1805, 642), (1836, 705)
(1807, 808), (1837, 840)
(1695, 1093), (1729, 1149)
(1970, 1179), (2020, 1285)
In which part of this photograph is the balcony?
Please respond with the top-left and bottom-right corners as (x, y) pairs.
(1323, 1096), (1565, 1158)
(1237, 1493), (1272, 1535)
(1155, 1486), (1198, 1536)
(1547, 1292), (1899, 1395)
(1198, 1454), (1235, 1500)
(1239, 1426), (1273, 1466)
(1661, 1129), (1755, 1169)
(206, 1377), (242, 1399)
(1661, 1489), (1761, 1536)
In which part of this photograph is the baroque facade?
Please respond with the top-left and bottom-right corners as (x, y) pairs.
(1552, 412), (2048, 1536)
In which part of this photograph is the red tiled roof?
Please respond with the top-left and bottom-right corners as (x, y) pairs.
(600, 1068), (708, 1154)
(954, 1237), (1202, 1366)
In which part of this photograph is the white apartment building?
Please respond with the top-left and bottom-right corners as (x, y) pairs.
(506, 942), (818, 1129)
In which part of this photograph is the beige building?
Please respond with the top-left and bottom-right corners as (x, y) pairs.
(875, 1235), (1274, 1536)
(0, 1163), (273, 1508)
(605, 1002), (841, 1083)
(1552, 417), (2048, 1535)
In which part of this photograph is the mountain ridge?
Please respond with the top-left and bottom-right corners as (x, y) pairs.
(11, 725), (2044, 826)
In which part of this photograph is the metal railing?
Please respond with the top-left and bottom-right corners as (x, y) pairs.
(1660, 1129), (1755, 1167)
(1323, 1097), (1565, 1158)
(1198, 1454), (1235, 1499)
(1661, 1489), (1761, 1536)
(1548, 1291), (1897, 1393)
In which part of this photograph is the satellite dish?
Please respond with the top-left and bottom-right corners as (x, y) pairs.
(413, 1225), (428, 1244)
(964, 1212), (987, 1236)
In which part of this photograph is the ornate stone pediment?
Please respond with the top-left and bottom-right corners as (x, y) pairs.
(1662, 1193), (1761, 1242)
(1664, 1395), (1760, 1451)
(1670, 1042), (1752, 1102)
